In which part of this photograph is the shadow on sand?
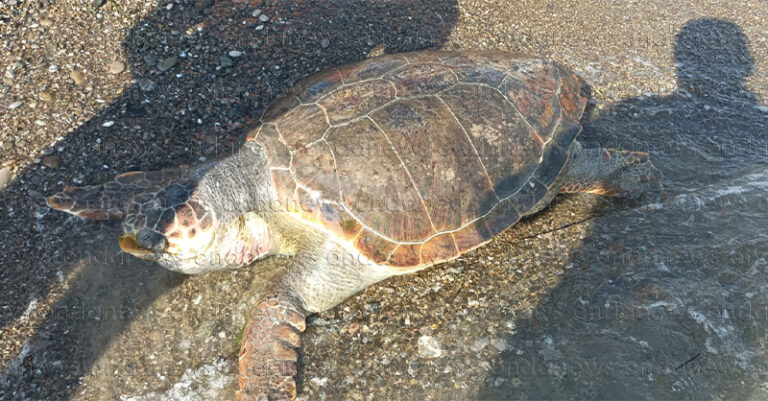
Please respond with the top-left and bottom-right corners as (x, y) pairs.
(479, 19), (768, 400)
(0, 1), (458, 399)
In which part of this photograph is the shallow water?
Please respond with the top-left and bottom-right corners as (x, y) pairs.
(480, 21), (768, 399)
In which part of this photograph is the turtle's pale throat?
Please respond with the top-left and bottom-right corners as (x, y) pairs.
(119, 233), (155, 257)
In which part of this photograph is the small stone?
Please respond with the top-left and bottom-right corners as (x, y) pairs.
(70, 70), (85, 85)
(157, 56), (178, 72)
(258, 14), (269, 22)
(255, 24), (264, 31)
(102, 121), (115, 127)
(491, 338), (508, 352)
(39, 92), (53, 103)
(228, 50), (242, 58)
(0, 167), (10, 190)
(143, 54), (158, 66)
(251, 9), (261, 17)
(137, 78), (156, 92)
(109, 61), (125, 74)
(42, 155), (61, 169)
(7, 101), (23, 110)
(309, 377), (328, 387)
(48, 65), (59, 73)
(471, 337), (489, 352)
(219, 55), (233, 68)
(149, 331), (163, 343)
(417, 335), (442, 358)
(320, 39), (330, 48)
(39, 18), (53, 27)
(165, 3), (173, 10)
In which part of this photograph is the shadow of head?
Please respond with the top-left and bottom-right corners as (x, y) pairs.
(674, 18), (754, 96)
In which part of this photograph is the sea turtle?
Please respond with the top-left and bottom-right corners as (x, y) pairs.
(47, 50), (661, 400)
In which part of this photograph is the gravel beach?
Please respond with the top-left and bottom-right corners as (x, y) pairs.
(2, 0), (768, 400)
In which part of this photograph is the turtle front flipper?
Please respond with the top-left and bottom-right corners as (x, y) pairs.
(47, 168), (186, 220)
(237, 291), (306, 401)
(47, 183), (126, 220)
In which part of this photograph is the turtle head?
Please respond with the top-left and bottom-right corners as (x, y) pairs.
(116, 180), (220, 273)
(47, 166), (274, 274)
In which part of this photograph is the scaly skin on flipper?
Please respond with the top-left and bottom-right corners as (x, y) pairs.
(237, 291), (306, 401)
(46, 168), (187, 220)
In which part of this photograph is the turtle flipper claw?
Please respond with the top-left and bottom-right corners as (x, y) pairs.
(237, 291), (306, 401)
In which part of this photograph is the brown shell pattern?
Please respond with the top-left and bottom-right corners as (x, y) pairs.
(248, 51), (587, 269)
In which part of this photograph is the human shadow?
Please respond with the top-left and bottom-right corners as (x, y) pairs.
(583, 18), (766, 190)
(479, 19), (768, 400)
(0, 1), (458, 399)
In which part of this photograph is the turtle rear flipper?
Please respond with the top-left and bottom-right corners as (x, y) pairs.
(238, 291), (306, 401)
(46, 167), (187, 220)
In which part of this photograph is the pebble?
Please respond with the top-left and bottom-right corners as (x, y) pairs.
(8, 101), (23, 110)
(143, 54), (158, 66)
(39, 92), (53, 103)
(491, 338), (508, 352)
(42, 155), (61, 169)
(417, 335), (442, 358)
(259, 14), (269, 22)
(255, 25), (264, 31)
(149, 331), (162, 343)
(70, 70), (85, 85)
(251, 9), (261, 17)
(109, 61), (125, 74)
(48, 65), (59, 73)
(157, 56), (178, 72)
(0, 167), (10, 190)
(137, 78), (156, 92)
(220, 55), (234, 68)
(309, 377), (329, 387)
(39, 18), (53, 27)
(228, 50), (242, 58)
(320, 39), (330, 49)
(102, 121), (115, 127)
(471, 337), (489, 352)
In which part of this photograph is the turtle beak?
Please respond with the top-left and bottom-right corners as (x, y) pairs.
(119, 233), (155, 256)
